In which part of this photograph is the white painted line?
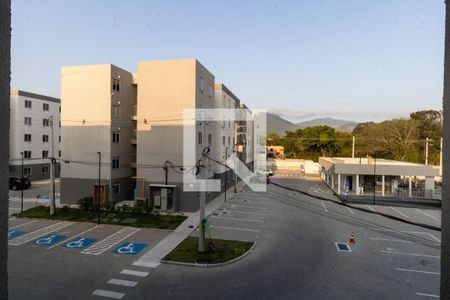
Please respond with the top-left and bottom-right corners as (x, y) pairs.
(416, 292), (440, 298)
(228, 204), (268, 210)
(381, 250), (440, 259)
(8, 217), (16, 221)
(9, 219), (39, 229)
(366, 205), (376, 212)
(92, 289), (125, 299)
(226, 210), (267, 216)
(210, 225), (261, 232)
(9, 207), (21, 211)
(369, 228), (441, 244)
(321, 201), (328, 213)
(8, 222), (74, 246)
(210, 216), (264, 223)
(132, 261), (160, 268)
(395, 268), (440, 275)
(369, 237), (411, 243)
(416, 209), (440, 222)
(48, 225), (98, 249)
(390, 207), (410, 219)
(120, 269), (149, 277)
(82, 227), (140, 255)
(107, 278), (138, 287)
(347, 207), (354, 215)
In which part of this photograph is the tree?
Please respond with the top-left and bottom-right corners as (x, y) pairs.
(301, 125), (338, 157)
(266, 133), (281, 146)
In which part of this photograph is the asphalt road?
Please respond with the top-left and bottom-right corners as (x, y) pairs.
(8, 177), (441, 299)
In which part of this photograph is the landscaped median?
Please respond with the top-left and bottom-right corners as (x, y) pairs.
(162, 236), (255, 266)
(15, 206), (186, 230)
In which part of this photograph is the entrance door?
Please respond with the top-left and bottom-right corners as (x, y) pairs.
(93, 185), (106, 206)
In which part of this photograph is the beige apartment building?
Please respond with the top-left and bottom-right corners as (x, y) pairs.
(60, 59), (254, 212)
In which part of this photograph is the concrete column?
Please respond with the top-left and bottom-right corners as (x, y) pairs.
(356, 175), (359, 195)
(425, 176), (435, 198)
(331, 173), (335, 191)
(337, 173), (341, 194)
(408, 176), (412, 198)
(0, 1), (10, 298)
(382, 175), (385, 197)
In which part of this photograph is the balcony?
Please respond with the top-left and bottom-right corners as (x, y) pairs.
(131, 105), (137, 120)
(130, 153), (136, 168)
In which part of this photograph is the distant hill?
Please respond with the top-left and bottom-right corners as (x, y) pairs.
(267, 113), (298, 136)
(296, 118), (357, 132)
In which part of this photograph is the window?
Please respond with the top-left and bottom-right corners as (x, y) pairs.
(199, 76), (204, 91)
(112, 105), (121, 118)
(59, 106), (61, 113)
(208, 84), (213, 97)
(228, 136), (231, 145)
(42, 166), (49, 175)
(23, 151), (31, 159)
(223, 136), (226, 145)
(112, 131), (120, 143)
(42, 150), (49, 158)
(198, 132), (203, 144)
(112, 79), (120, 92)
(58, 150), (61, 157)
(24, 117), (32, 125)
(112, 184), (120, 195)
(112, 157), (120, 169)
(24, 134), (31, 142)
(43, 119), (49, 127)
(24, 167), (32, 176)
(59, 136), (61, 143)
(24, 100), (32, 108)
(43, 103), (49, 111)
(59, 121), (61, 128)
(208, 134), (212, 145)
(43, 135), (49, 142)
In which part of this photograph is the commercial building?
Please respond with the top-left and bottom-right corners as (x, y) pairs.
(319, 157), (440, 199)
(9, 90), (61, 180)
(60, 59), (254, 211)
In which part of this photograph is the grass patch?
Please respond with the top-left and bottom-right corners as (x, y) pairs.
(15, 206), (186, 230)
(163, 236), (254, 264)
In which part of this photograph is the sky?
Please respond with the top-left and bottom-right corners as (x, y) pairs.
(11, 0), (445, 123)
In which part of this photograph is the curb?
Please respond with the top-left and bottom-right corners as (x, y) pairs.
(161, 241), (257, 268)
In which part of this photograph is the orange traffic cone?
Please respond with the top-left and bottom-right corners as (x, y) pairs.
(348, 232), (356, 244)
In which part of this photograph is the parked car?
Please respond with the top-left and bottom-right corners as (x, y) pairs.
(9, 177), (31, 190)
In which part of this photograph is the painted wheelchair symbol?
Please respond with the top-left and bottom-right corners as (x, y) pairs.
(112, 242), (147, 256)
(35, 235), (57, 244)
(65, 237), (96, 249)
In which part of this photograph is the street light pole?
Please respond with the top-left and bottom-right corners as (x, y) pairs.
(373, 157), (376, 205)
(225, 147), (228, 202)
(20, 151), (23, 213)
(97, 151), (101, 226)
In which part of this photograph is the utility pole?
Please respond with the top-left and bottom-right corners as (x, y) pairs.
(373, 157), (376, 205)
(425, 137), (429, 165)
(352, 136), (355, 158)
(20, 151), (23, 213)
(97, 152), (101, 226)
(224, 147), (228, 203)
(440, 137), (443, 176)
(49, 115), (56, 216)
(198, 121), (207, 253)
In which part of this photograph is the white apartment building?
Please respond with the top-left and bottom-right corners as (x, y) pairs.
(9, 90), (61, 181)
(60, 59), (254, 212)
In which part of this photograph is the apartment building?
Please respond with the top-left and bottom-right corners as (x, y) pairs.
(60, 59), (253, 212)
(9, 90), (61, 180)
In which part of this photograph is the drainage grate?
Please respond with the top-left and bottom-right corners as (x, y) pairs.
(335, 242), (352, 252)
(243, 200), (249, 203)
(213, 213), (219, 216)
(222, 211), (229, 215)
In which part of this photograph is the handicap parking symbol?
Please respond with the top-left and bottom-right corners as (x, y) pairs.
(8, 230), (25, 240)
(112, 242), (147, 256)
(64, 237), (96, 249)
(33, 234), (66, 246)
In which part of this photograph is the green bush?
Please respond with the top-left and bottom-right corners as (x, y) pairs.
(77, 197), (93, 211)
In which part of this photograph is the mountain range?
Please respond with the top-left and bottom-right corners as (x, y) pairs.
(267, 113), (358, 136)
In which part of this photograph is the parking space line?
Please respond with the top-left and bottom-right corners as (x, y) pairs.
(92, 289), (125, 299)
(210, 216), (264, 223)
(48, 225), (98, 249)
(107, 278), (138, 287)
(9, 217), (16, 221)
(321, 201), (328, 213)
(9, 219), (38, 229)
(120, 269), (149, 277)
(8, 222), (74, 246)
(390, 207), (410, 219)
(369, 237), (411, 243)
(416, 292), (440, 298)
(347, 207), (354, 215)
(415, 209), (440, 222)
(381, 250), (440, 259)
(226, 210), (267, 216)
(82, 227), (140, 255)
(209, 225), (261, 232)
(227, 204), (268, 210)
(366, 205), (376, 212)
(395, 268), (440, 275)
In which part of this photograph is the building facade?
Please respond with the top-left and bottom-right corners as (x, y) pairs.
(60, 59), (254, 212)
(9, 90), (61, 180)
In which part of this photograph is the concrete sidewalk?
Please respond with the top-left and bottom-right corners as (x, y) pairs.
(132, 182), (246, 268)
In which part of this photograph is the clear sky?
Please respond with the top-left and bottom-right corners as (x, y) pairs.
(11, 0), (445, 123)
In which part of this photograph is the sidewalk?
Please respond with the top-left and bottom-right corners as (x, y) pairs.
(132, 181), (246, 268)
